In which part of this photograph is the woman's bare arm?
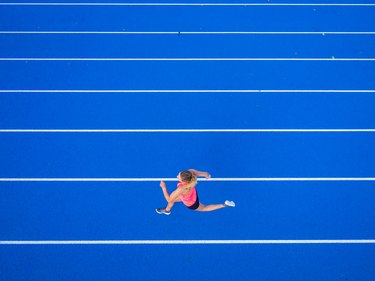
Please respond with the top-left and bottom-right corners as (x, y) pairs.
(189, 169), (211, 179)
(160, 181), (170, 202)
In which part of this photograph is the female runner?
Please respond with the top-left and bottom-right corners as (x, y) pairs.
(156, 169), (235, 215)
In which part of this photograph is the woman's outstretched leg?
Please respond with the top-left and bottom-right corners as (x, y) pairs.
(196, 203), (227, 212)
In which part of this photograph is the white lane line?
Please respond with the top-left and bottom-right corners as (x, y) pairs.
(1, 178), (374, 182)
(1, 31), (375, 35)
(0, 57), (374, 61)
(1, 90), (375, 93)
(1, 129), (375, 133)
(1, 240), (375, 245)
(0, 3), (375, 6)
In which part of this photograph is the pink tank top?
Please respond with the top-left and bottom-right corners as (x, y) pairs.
(178, 182), (197, 207)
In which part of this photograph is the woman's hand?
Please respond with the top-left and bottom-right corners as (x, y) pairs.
(160, 181), (167, 189)
(205, 173), (211, 179)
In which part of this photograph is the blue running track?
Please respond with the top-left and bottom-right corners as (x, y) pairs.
(0, 1), (375, 281)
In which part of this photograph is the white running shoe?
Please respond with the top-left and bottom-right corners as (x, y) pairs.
(224, 200), (235, 207)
